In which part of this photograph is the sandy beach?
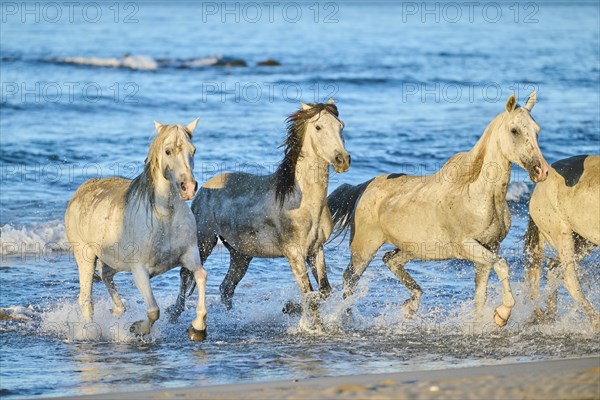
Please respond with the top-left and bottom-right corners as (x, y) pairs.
(62, 357), (599, 400)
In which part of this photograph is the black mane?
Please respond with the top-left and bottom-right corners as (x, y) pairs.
(273, 103), (339, 205)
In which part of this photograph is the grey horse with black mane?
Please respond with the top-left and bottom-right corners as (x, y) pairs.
(168, 100), (350, 322)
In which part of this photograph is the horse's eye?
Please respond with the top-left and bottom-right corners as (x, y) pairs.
(511, 128), (518, 135)
(165, 149), (171, 156)
(316, 125), (322, 131)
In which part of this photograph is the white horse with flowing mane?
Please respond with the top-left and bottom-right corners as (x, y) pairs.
(328, 92), (548, 326)
(525, 155), (599, 329)
(65, 119), (208, 341)
(167, 100), (350, 322)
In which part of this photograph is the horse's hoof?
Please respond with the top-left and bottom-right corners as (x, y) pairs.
(402, 300), (418, 319)
(187, 326), (207, 341)
(165, 305), (183, 323)
(110, 307), (125, 318)
(319, 286), (332, 299)
(525, 308), (554, 326)
(282, 301), (303, 315)
(493, 310), (508, 327)
(220, 296), (233, 311)
(130, 320), (150, 336)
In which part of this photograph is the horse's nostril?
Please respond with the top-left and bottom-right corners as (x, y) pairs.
(335, 154), (344, 164)
(180, 182), (186, 191)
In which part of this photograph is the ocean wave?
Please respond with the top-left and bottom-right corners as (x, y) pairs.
(50, 54), (262, 71)
(0, 220), (69, 256)
(506, 182), (531, 203)
(53, 54), (159, 71)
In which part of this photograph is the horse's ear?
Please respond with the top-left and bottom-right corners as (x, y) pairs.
(300, 101), (311, 110)
(524, 91), (537, 112)
(186, 117), (200, 135)
(153, 120), (162, 131)
(327, 98), (335, 104)
(505, 95), (517, 112)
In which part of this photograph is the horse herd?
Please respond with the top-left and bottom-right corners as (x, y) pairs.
(64, 93), (599, 341)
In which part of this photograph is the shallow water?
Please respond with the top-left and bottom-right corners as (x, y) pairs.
(1, 2), (599, 398)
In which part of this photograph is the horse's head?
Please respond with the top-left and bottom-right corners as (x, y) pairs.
(498, 92), (548, 183)
(152, 118), (199, 200)
(301, 99), (350, 173)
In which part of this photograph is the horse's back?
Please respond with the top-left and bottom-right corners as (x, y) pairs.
(556, 155), (600, 244)
(65, 177), (130, 243)
(530, 155), (600, 245)
(193, 172), (278, 249)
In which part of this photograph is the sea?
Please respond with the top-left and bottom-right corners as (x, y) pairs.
(0, 1), (599, 398)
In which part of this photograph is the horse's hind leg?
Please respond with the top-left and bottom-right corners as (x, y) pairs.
(74, 245), (96, 323)
(220, 248), (252, 310)
(474, 262), (492, 320)
(99, 261), (125, 318)
(556, 229), (600, 328)
(130, 265), (159, 336)
(342, 230), (382, 299)
(167, 234), (217, 322)
(383, 249), (420, 318)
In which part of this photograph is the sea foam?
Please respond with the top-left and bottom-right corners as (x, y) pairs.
(0, 220), (70, 256)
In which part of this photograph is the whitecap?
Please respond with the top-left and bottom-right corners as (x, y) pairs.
(0, 220), (70, 256)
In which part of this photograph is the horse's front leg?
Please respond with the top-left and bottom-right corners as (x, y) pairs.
(307, 248), (331, 299)
(463, 239), (515, 327)
(166, 267), (195, 323)
(130, 266), (160, 336)
(285, 245), (321, 323)
(181, 249), (208, 341)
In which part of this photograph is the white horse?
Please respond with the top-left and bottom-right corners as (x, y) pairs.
(525, 155), (599, 328)
(328, 93), (548, 326)
(65, 119), (208, 341)
(167, 100), (350, 321)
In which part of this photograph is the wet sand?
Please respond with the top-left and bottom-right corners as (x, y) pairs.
(64, 356), (599, 400)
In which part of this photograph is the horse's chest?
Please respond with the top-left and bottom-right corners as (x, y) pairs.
(473, 199), (510, 244)
(146, 221), (193, 275)
(286, 209), (330, 253)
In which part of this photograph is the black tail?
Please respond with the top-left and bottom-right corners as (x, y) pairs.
(327, 179), (374, 242)
(523, 215), (543, 269)
(523, 215), (544, 301)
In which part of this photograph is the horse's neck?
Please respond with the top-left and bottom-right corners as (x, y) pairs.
(153, 176), (177, 216)
(132, 169), (177, 220)
(468, 119), (512, 198)
(294, 146), (330, 206)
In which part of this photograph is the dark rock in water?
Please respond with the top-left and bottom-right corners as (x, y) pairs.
(0, 309), (10, 320)
(213, 58), (247, 67)
(0, 308), (29, 321)
(257, 59), (281, 66)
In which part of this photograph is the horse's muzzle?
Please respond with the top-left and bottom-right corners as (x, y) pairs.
(334, 152), (351, 173)
(527, 158), (549, 183)
(179, 179), (198, 200)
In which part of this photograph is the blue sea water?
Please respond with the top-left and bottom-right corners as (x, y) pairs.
(1, 1), (599, 398)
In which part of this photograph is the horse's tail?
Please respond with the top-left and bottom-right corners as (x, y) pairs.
(327, 179), (374, 242)
(523, 215), (544, 302)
